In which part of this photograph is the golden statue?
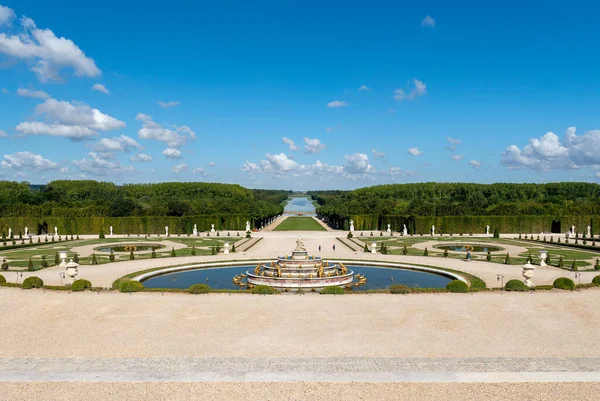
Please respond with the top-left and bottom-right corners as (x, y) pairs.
(318, 265), (324, 278)
(276, 265), (282, 277)
(254, 265), (261, 275)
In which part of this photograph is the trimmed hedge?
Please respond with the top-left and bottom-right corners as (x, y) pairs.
(251, 285), (276, 294)
(22, 276), (44, 289)
(553, 277), (576, 291)
(119, 280), (144, 293)
(504, 279), (528, 291)
(320, 286), (345, 295)
(592, 275), (600, 285)
(189, 283), (212, 294)
(446, 280), (469, 293)
(0, 274), (5, 284)
(390, 284), (411, 294)
(71, 279), (92, 292)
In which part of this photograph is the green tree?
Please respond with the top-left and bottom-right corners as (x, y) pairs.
(493, 228), (500, 238)
(423, 247), (428, 256)
(443, 249), (449, 257)
(363, 243), (369, 253)
(231, 244), (236, 252)
(191, 246), (196, 256)
(129, 250), (135, 260)
(74, 253), (80, 263)
(171, 247), (176, 257)
(545, 252), (551, 266)
(109, 251), (115, 262)
(572, 260), (577, 271)
(486, 251), (491, 261)
(28, 258), (34, 271)
(91, 253), (98, 265)
(402, 244), (408, 255)
(41, 255), (48, 268)
(99, 227), (105, 239)
(558, 255), (564, 268)
(151, 249), (157, 258)
(54, 252), (60, 265)
(504, 253), (510, 264)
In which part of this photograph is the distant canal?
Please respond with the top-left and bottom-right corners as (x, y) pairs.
(284, 197), (317, 215)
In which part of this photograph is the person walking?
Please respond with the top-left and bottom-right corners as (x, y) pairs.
(318, 245), (321, 252)
(333, 244), (336, 251)
(466, 249), (471, 262)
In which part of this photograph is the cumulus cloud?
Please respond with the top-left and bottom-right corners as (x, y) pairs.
(387, 166), (403, 176)
(0, 130), (8, 137)
(163, 148), (182, 159)
(136, 113), (194, 150)
(451, 154), (464, 161)
(208, 161), (216, 167)
(0, 5), (15, 26)
(1, 151), (58, 171)
(469, 160), (482, 170)
(94, 135), (141, 153)
(344, 153), (375, 175)
(304, 137), (325, 154)
(172, 163), (188, 173)
(17, 88), (50, 99)
(282, 137), (298, 151)
(193, 167), (208, 176)
(0, 9), (100, 81)
(372, 148), (386, 159)
(445, 137), (461, 151)
(92, 83), (109, 94)
(422, 15), (436, 28)
(130, 153), (152, 162)
(358, 85), (370, 92)
(241, 161), (261, 173)
(327, 100), (348, 108)
(500, 127), (600, 171)
(394, 79), (427, 101)
(408, 147), (422, 156)
(158, 101), (180, 109)
(1, 88), (8, 94)
(73, 152), (134, 176)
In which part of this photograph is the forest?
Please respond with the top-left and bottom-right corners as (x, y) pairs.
(310, 183), (600, 234)
(0, 181), (290, 234)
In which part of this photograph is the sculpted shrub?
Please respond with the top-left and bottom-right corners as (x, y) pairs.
(22, 276), (44, 289)
(320, 286), (344, 295)
(71, 279), (92, 292)
(446, 280), (469, 293)
(592, 275), (600, 285)
(0, 274), (5, 284)
(390, 284), (410, 294)
(505, 279), (528, 291)
(119, 280), (144, 293)
(251, 285), (276, 294)
(553, 277), (575, 291)
(189, 284), (211, 294)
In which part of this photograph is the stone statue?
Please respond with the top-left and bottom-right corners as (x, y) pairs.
(295, 235), (306, 252)
(8, 228), (11, 238)
(54, 226), (58, 236)
(24, 227), (28, 237)
(571, 225), (575, 234)
(387, 224), (392, 235)
(587, 225), (591, 237)
(486, 225), (490, 235)
(402, 224), (408, 236)
(165, 226), (169, 236)
(349, 220), (355, 232)
(371, 242), (377, 254)
(109, 226), (113, 236)
(431, 225), (435, 236)
(193, 224), (198, 235)
(246, 221), (251, 232)
(211, 224), (215, 233)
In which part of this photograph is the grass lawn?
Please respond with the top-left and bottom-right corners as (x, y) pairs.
(273, 217), (326, 231)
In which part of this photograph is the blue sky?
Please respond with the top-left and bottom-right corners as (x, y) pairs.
(1, 0), (600, 189)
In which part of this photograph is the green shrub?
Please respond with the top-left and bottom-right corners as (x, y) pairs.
(591, 275), (600, 285)
(0, 274), (5, 284)
(74, 253), (80, 263)
(545, 252), (551, 266)
(493, 228), (499, 238)
(504, 253), (510, 264)
(390, 284), (410, 294)
(443, 249), (449, 257)
(151, 249), (157, 258)
(558, 255), (564, 268)
(71, 279), (92, 292)
(246, 232), (251, 239)
(595, 259), (599, 270)
(320, 286), (345, 295)
(119, 280), (144, 293)
(54, 252), (60, 265)
(423, 247), (428, 256)
(191, 246), (196, 256)
(109, 251), (115, 262)
(189, 283), (212, 294)
(171, 247), (176, 257)
(571, 260), (577, 271)
(22, 276), (43, 289)
(505, 279), (528, 291)
(486, 251), (491, 261)
(251, 285), (276, 294)
(518, 233), (522, 239)
(231, 244), (236, 252)
(347, 232), (353, 239)
(553, 277), (575, 291)
(41, 255), (48, 268)
(91, 253), (98, 265)
(0, 258), (7, 270)
(446, 280), (469, 293)
(27, 258), (34, 271)
(363, 243), (369, 252)
(99, 227), (105, 239)
(402, 244), (408, 255)
(129, 250), (135, 260)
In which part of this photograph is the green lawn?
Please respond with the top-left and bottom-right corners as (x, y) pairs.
(273, 217), (326, 231)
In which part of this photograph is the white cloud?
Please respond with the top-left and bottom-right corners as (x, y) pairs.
(304, 137), (326, 154)
(208, 161), (216, 167)
(172, 163), (188, 173)
(92, 83), (109, 94)
(500, 127), (600, 170)
(158, 101), (180, 109)
(241, 161), (261, 173)
(193, 167), (208, 176)
(16, 98), (124, 140)
(94, 135), (141, 153)
(130, 153), (152, 162)
(73, 152), (135, 176)
(394, 79), (427, 101)
(372, 148), (386, 159)
(344, 153), (375, 175)
(282, 137), (298, 151)
(451, 154), (464, 161)
(422, 15), (436, 28)
(0, 5), (15, 26)
(59, 167), (69, 173)
(136, 113), (194, 148)
(17, 88), (50, 99)
(447, 137), (462, 145)
(0, 13), (100, 81)
(163, 148), (182, 159)
(469, 160), (482, 170)
(387, 166), (403, 176)
(1, 151), (58, 171)
(358, 85), (370, 92)
(408, 147), (422, 156)
(1, 88), (8, 94)
(327, 100), (348, 108)
(265, 153), (299, 171)
(0, 130), (7, 137)
(596, 171), (600, 179)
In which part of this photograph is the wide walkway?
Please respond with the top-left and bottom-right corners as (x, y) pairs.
(6, 231), (600, 288)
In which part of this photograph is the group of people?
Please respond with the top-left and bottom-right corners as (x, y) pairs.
(317, 244), (335, 252)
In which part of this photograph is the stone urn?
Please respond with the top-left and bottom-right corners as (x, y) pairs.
(538, 250), (547, 267)
(65, 259), (79, 285)
(522, 261), (536, 287)
(223, 242), (230, 255)
(370, 242), (377, 254)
